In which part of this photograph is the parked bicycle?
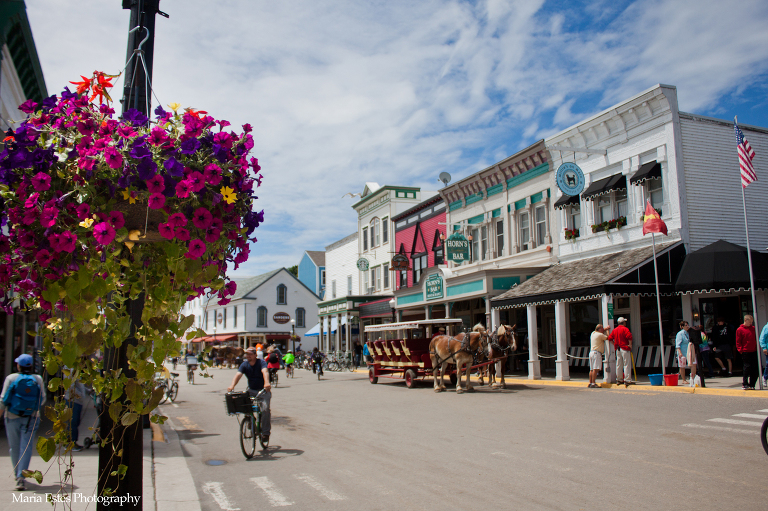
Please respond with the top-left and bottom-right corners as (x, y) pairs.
(157, 372), (180, 404)
(225, 389), (269, 459)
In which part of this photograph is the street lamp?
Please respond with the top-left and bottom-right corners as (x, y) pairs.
(389, 298), (396, 323)
(290, 319), (296, 354)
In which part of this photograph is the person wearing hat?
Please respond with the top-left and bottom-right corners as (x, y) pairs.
(432, 327), (446, 339)
(228, 347), (272, 444)
(609, 317), (634, 385)
(0, 354), (46, 491)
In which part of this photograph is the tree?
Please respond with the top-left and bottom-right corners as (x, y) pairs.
(288, 265), (298, 277)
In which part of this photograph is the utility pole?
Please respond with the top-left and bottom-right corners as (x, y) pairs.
(98, 2), (165, 509)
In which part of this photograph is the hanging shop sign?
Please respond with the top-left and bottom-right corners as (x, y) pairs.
(217, 312), (223, 324)
(446, 232), (470, 263)
(390, 253), (410, 271)
(356, 257), (370, 271)
(426, 274), (443, 300)
(273, 312), (291, 324)
(555, 162), (586, 196)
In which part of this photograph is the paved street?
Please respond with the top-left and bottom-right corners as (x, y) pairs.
(157, 366), (765, 511)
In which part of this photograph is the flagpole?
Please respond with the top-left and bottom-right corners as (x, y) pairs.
(651, 232), (666, 376)
(736, 116), (763, 390)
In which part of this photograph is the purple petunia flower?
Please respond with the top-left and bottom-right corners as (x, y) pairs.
(192, 207), (213, 229)
(148, 193), (165, 209)
(146, 174), (165, 193)
(136, 158), (157, 180)
(174, 227), (190, 241)
(168, 212), (187, 228)
(109, 211), (125, 230)
(184, 239), (206, 259)
(179, 137), (201, 155)
(159, 222), (174, 240)
(93, 222), (116, 245)
(19, 100), (38, 114)
(104, 146), (123, 169)
(163, 156), (184, 177)
(123, 108), (149, 127)
(129, 145), (151, 159)
(40, 206), (59, 228)
(76, 203), (91, 220)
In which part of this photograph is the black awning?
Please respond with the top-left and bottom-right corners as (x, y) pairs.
(675, 240), (768, 293)
(582, 174), (626, 201)
(554, 194), (579, 210)
(629, 161), (662, 185)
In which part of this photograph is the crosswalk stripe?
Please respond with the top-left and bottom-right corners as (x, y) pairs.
(707, 418), (763, 427)
(294, 474), (346, 501)
(251, 477), (294, 507)
(733, 413), (768, 419)
(202, 482), (241, 511)
(682, 424), (758, 435)
(758, 409), (768, 413)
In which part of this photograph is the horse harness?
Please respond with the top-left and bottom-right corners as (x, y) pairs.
(489, 330), (515, 355)
(431, 333), (486, 368)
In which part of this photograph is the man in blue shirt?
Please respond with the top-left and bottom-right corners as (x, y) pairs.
(228, 347), (272, 442)
(675, 321), (691, 384)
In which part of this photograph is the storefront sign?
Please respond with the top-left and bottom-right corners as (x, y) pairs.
(607, 303), (614, 320)
(356, 257), (370, 271)
(390, 253), (410, 271)
(555, 162), (585, 196)
(446, 232), (470, 262)
(273, 312), (290, 324)
(426, 274), (443, 300)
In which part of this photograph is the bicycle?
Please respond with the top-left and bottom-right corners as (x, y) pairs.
(269, 368), (279, 388)
(225, 390), (269, 459)
(314, 360), (324, 380)
(158, 372), (180, 404)
(285, 364), (294, 378)
(762, 415), (768, 456)
(187, 364), (197, 384)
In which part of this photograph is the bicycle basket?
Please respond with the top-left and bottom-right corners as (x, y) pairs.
(225, 392), (252, 415)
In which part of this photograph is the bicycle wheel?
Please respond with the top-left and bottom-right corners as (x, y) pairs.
(273, 372), (278, 387)
(158, 384), (169, 404)
(258, 413), (269, 450)
(240, 415), (256, 459)
(761, 416), (768, 456)
(168, 381), (179, 402)
(347, 362), (355, 372)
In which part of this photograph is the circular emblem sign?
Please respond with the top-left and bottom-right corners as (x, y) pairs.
(556, 162), (585, 196)
(356, 257), (370, 271)
(273, 312), (290, 324)
(217, 312), (223, 324)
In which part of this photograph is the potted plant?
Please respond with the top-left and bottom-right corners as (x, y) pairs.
(0, 72), (264, 486)
(564, 228), (580, 241)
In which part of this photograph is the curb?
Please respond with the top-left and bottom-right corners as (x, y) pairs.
(151, 418), (202, 511)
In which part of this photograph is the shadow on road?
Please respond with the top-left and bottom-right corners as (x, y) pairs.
(246, 446), (304, 462)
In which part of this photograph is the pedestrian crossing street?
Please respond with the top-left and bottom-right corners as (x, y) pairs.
(202, 473), (348, 509)
(681, 408), (768, 435)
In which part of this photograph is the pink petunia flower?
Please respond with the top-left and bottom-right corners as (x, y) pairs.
(40, 207), (59, 228)
(31, 172), (51, 191)
(109, 211), (125, 230)
(104, 146), (124, 169)
(174, 227), (190, 241)
(175, 179), (192, 198)
(184, 239), (206, 259)
(93, 222), (116, 245)
(203, 163), (222, 186)
(148, 193), (166, 209)
(168, 212), (187, 228)
(159, 222), (174, 240)
(36, 250), (54, 268)
(22, 209), (38, 225)
(59, 232), (77, 253)
(204, 227), (221, 243)
(192, 207), (213, 229)
(187, 172), (205, 193)
(146, 174), (165, 193)
(24, 193), (39, 209)
(76, 203), (91, 220)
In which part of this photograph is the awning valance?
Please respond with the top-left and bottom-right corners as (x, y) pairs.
(630, 161), (662, 185)
(554, 194), (579, 210)
(675, 240), (768, 293)
(582, 174), (626, 201)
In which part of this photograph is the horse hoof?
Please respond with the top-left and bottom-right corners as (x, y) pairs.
(499, 383), (506, 389)
(466, 386), (475, 392)
(456, 388), (464, 394)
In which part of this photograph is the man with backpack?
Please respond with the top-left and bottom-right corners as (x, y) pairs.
(0, 354), (46, 491)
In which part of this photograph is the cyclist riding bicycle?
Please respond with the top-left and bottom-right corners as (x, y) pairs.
(311, 347), (325, 376)
(228, 347), (272, 444)
(266, 347), (280, 383)
(283, 351), (295, 376)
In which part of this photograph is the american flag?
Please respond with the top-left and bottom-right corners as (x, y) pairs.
(735, 122), (757, 187)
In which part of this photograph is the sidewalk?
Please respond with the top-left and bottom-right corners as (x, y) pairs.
(1, 400), (199, 510)
(356, 367), (768, 397)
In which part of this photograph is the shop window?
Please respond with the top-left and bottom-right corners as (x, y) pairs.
(363, 270), (369, 294)
(412, 253), (427, 284)
(257, 306), (268, 327)
(568, 204), (581, 231)
(496, 219), (504, 257)
(471, 228), (479, 262)
(569, 300), (600, 347)
(518, 212), (530, 251)
(399, 269), (407, 288)
(481, 225), (488, 260)
(347, 275), (352, 295)
(596, 189), (628, 224)
(648, 178), (663, 211)
(277, 284), (287, 305)
(433, 231), (444, 265)
(535, 205), (547, 246)
(331, 280), (336, 299)
(383, 264), (389, 288)
(639, 295), (682, 346)
(296, 307), (306, 328)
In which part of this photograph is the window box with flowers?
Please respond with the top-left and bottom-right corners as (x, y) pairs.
(564, 228), (580, 241)
(590, 216), (627, 233)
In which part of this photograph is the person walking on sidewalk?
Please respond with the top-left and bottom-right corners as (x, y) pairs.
(759, 321), (768, 387)
(0, 354), (46, 491)
(676, 321), (691, 384)
(64, 377), (89, 451)
(735, 315), (758, 390)
(588, 324), (609, 388)
(353, 341), (363, 368)
(609, 317), (633, 384)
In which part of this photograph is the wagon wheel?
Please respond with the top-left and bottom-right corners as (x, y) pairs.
(449, 373), (458, 386)
(369, 368), (378, 384)
(404, 369), (417, 389)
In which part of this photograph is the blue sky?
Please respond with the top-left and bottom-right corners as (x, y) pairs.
(26, 0), (768, 278)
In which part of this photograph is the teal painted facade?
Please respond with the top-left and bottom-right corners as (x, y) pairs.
(447, 279), (484, 297)
(398, 292), (424, 305)
(465, 193), (483, 206)
(449, 200), (463, 212)
(467, 214), (484, 224)
(492, 276), (520, 290)
(486, 183), (503, 197)
(506, 162), (550, 189)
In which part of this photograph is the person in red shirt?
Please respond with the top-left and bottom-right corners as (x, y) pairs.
(609, 317), (634, 384)
(735, 315), (758, 390)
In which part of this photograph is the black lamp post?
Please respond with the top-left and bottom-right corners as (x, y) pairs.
(290, 319), (296, 353)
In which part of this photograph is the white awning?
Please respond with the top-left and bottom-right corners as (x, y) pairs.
(364, 318), (463, 333)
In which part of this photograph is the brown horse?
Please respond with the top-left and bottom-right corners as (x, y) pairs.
(482, 324), (517, 389)
(210, 346), (244, 368)
(429, 324), (488, 394)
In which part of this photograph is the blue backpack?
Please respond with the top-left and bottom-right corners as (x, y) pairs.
(3, 374), (41, 417)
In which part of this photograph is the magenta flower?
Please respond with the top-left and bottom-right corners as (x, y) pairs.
(76, 203), (91, 220)
(36, 250), (54, 268)
(168, 212), (187, 228)
(176, 179), (192, 198)
(192, 207), (213, 229)
(185, 239), (206, 259)
(109, 211), (125, 230)
(174, 227), (190, 241)
(48, 233), (61, 252)
(19, 232), (36, 249)
(224, 281), (237, 295)
(204, 227), (221, 243)
(40, 207), (59, 228)
(117, 124), (136, 138)
(104, 146), (123, 169)
(31, 172), (51, 191)
(19, 100), (38, 114)
(59, 232), (77, 253)
(210, 217), (223, 231)
(24, 193), (39, 209)
(148, 126), (170, 146)
(22, 209), (38, 225)
(146, 174), (165, 193)
(148, 193), (165, 209)
(159, 222), (174, 240)
(93, 222), (116, 245)
(187, 171), (205, 193)
(203, 163), (222, 186)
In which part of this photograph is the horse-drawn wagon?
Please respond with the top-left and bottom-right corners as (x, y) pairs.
(365, 319), (517, 392)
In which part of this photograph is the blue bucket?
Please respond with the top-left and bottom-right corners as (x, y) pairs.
(649, 374), (664, 386)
